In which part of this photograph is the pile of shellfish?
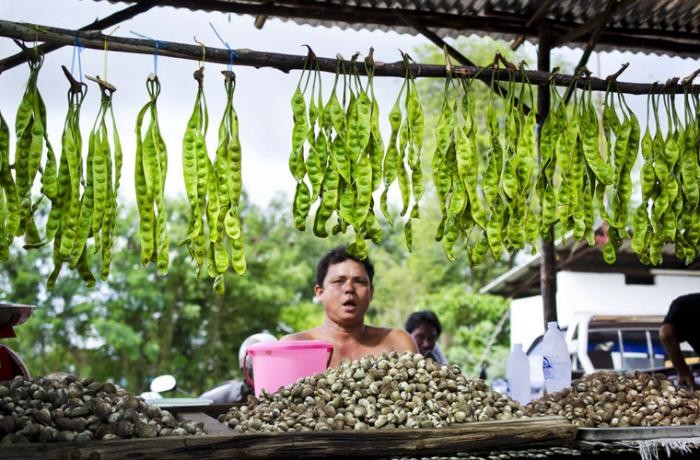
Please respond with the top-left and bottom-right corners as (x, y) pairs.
(0, 374), (205, 444)
(220, 351), (524, 432)
(526, 371), (700, 427)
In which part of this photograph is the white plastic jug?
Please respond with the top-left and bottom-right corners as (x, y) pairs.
(506, 343), (531, 405)
(541, 321), (571, 394)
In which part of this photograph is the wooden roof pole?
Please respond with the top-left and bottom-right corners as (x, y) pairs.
(510, 0), (557, 51)
(540, 0), (618, 325)
(537, 26), (557, 327)
(0, 1), (157, 74)
(398, 15), (540, 122)
(1, 19), (698, 93)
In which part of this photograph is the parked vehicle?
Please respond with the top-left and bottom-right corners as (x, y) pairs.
(525, 314), (699, 396)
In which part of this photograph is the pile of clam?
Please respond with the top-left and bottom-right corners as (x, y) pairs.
(0, 374), (205, 444)
(220, 351), (524, 433)
(525, 371), (700, 427)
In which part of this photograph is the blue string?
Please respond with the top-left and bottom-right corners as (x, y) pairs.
(71, 36), (84, 82)
(130, 31), (167, 76)
(209, 22), (238, 71)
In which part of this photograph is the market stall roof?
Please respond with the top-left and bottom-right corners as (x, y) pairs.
(480, 238), (700, 299)
(101, 0), (700, 57)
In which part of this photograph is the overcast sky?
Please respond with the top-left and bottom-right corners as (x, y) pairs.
(1, 0), (698, 208)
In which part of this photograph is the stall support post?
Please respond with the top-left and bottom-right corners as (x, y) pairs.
(537, 26), (558, 327)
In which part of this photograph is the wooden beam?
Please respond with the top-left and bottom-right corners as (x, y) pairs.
(510, 269), (543, 300)
(556, 245), (600, 271)
(510, 0), (557, 50)
(2, 416), (575, 460)
(397, 15), (540, 123)
(1, 19), (698, 94)
(537, 26), (557, 327)
(562, 0), (623, 105)
(0, 1), (157, 74)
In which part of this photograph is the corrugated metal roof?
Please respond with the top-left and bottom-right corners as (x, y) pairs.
(106, 0), (700, 57)
(277, 0), (700, 57)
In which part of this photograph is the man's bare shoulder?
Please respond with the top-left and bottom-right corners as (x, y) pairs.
(387, 328), (418, 353)
(280, 329), (319, 341)
(366, 326), (417, 353)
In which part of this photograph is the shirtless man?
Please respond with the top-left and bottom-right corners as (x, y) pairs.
(282, 246), (417, 367)
(660, 293), (700, 390)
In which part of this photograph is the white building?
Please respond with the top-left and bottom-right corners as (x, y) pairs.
(481, 238), (700, 381)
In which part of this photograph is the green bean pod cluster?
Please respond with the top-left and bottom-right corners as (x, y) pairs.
(550, 84), (592, 244)
(0, 109), (20, 261)
(135, 75), (169, 275)
(206, 70), (246, 295)
(380, 53), (425, 252)
(290, 51), (423, 258)
(632, 91), (700, 264)
(501, 73), (539, 255)
(181, 68), (210, 274)
(596, 86), (640, 263)
(14, 55), (57, 247)
(433, 70), (538, 264)
(540, 78), (642, 261)
(46, 79), (89, 288)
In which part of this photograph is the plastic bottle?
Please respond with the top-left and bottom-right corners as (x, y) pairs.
(541, 321), (571, 394)
(506, 343), (531, 405)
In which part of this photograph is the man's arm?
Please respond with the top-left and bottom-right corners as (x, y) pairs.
(660, 323), (695, 390)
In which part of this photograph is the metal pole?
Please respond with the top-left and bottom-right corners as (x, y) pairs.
(538, 26), (558, 327)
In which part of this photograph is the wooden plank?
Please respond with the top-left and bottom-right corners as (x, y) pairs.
(179, 411), (235, 435)
(2, 416), (574, 460)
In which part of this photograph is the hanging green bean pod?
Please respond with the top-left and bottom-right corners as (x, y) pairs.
(135, 75), (168, 274)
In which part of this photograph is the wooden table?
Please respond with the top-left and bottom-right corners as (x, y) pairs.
(3, 415), (575, 460)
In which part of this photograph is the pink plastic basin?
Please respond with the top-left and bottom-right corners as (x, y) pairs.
(245, 340), (333, 397)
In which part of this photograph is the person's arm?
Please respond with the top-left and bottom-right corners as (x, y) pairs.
(660, 323), (695, 390)
(431, 342), (448, 365)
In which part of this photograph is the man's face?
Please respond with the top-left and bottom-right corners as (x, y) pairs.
(316, 259), (373, 327)
(411, 321), (438, 357)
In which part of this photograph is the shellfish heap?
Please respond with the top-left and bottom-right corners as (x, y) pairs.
(220, 351), (525, 432)
(526, 371), (700, 427)
(0, 374), (205, 444)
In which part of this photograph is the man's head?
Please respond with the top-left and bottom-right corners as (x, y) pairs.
(315, 246), (374, 328)
(405, 311), (442, 357)
(316, 246), (374, 288)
